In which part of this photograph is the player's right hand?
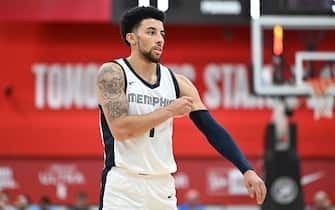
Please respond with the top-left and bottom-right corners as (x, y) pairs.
(166, 96), (193, 117)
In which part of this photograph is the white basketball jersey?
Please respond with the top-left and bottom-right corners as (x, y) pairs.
(100, 58), (179, 175)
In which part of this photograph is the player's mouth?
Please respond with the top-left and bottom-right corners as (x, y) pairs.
(153, 46), (162, 54)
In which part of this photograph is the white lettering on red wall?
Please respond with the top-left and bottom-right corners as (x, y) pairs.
(38, 164), (85, 200)
(32, 63), (99, 110)
(203, 63), (276, 109)
(206, 167), (248, 196)
(32, 62), (329, 110)
(168, 64), (196, 82)
(0, 167), (18, 191)
(174, 172), (190, 189)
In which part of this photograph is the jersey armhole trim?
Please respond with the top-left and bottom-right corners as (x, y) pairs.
(168, 68), (180, 98)
(111, 60), (127, 93)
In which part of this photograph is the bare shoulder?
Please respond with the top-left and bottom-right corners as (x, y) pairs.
(174, 73), (206, 110)
(175, 73), (191, 85)
(97, 62), (123, 81)
(175, 73), (198, 95)
(96, 62), (125, 102)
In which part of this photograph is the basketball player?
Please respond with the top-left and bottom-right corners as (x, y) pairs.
(96, 6), (266, 210)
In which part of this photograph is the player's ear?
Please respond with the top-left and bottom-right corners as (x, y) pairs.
(126, 33), (136, 46)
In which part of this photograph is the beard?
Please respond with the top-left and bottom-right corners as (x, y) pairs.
(141, 49), (161, 63)
(138, 42), (161, 63)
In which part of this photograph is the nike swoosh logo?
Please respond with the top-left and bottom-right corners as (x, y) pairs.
(301, 172), (324, 185)
(168, 193), (174, 199)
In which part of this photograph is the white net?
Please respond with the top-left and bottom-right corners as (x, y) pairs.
(307, 79), (335, 120)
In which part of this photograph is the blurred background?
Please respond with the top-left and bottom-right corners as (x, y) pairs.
(0, 0), (334, 210)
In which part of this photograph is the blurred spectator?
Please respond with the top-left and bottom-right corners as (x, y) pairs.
(14, 194), (30, 210)
(310, 191), (333, 210)
(68, 192), (89, 210)
(178, 189), (204, 210)
(0, 192), (14, 210)
(29, 196), (55, 210)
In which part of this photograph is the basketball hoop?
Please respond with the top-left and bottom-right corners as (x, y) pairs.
(306, 79), (335, 120)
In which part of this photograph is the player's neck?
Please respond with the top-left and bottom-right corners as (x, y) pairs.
(127, 54), (157, 83)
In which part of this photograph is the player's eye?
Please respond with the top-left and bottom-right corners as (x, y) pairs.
(147, 30), (155, 35)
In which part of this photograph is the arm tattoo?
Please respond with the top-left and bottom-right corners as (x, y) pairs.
(105, 100), (128, 119)
(98, 68), (123, 100)
(97, 64), (128, 120)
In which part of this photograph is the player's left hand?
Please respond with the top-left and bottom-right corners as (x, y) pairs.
(243, 170), (267, 205)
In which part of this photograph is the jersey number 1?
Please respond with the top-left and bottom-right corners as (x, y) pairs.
(149, 128), (155, 138)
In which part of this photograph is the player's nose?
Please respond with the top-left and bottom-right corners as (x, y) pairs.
(156, 34), (164, 45)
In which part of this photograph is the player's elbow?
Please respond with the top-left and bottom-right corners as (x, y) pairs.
(114, 135), (128, 141)
(108, 120), (139, 141)
(107, 120), (129, 141)
(110, 125), (135, 141)
(111, 128), (129, 141)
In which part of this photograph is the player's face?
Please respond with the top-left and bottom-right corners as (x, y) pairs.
(134, 18), (165, 63)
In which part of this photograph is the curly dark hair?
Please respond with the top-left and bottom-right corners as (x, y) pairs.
(120, 6), (165, 46)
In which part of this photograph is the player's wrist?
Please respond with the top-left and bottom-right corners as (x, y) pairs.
(163, 106), (175, 118)
(243, 169), (255, 176)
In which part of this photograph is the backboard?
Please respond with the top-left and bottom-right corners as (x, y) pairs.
(251, 15), (335, 96)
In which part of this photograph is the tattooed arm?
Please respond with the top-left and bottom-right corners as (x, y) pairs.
(96, 62), (193, 141)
